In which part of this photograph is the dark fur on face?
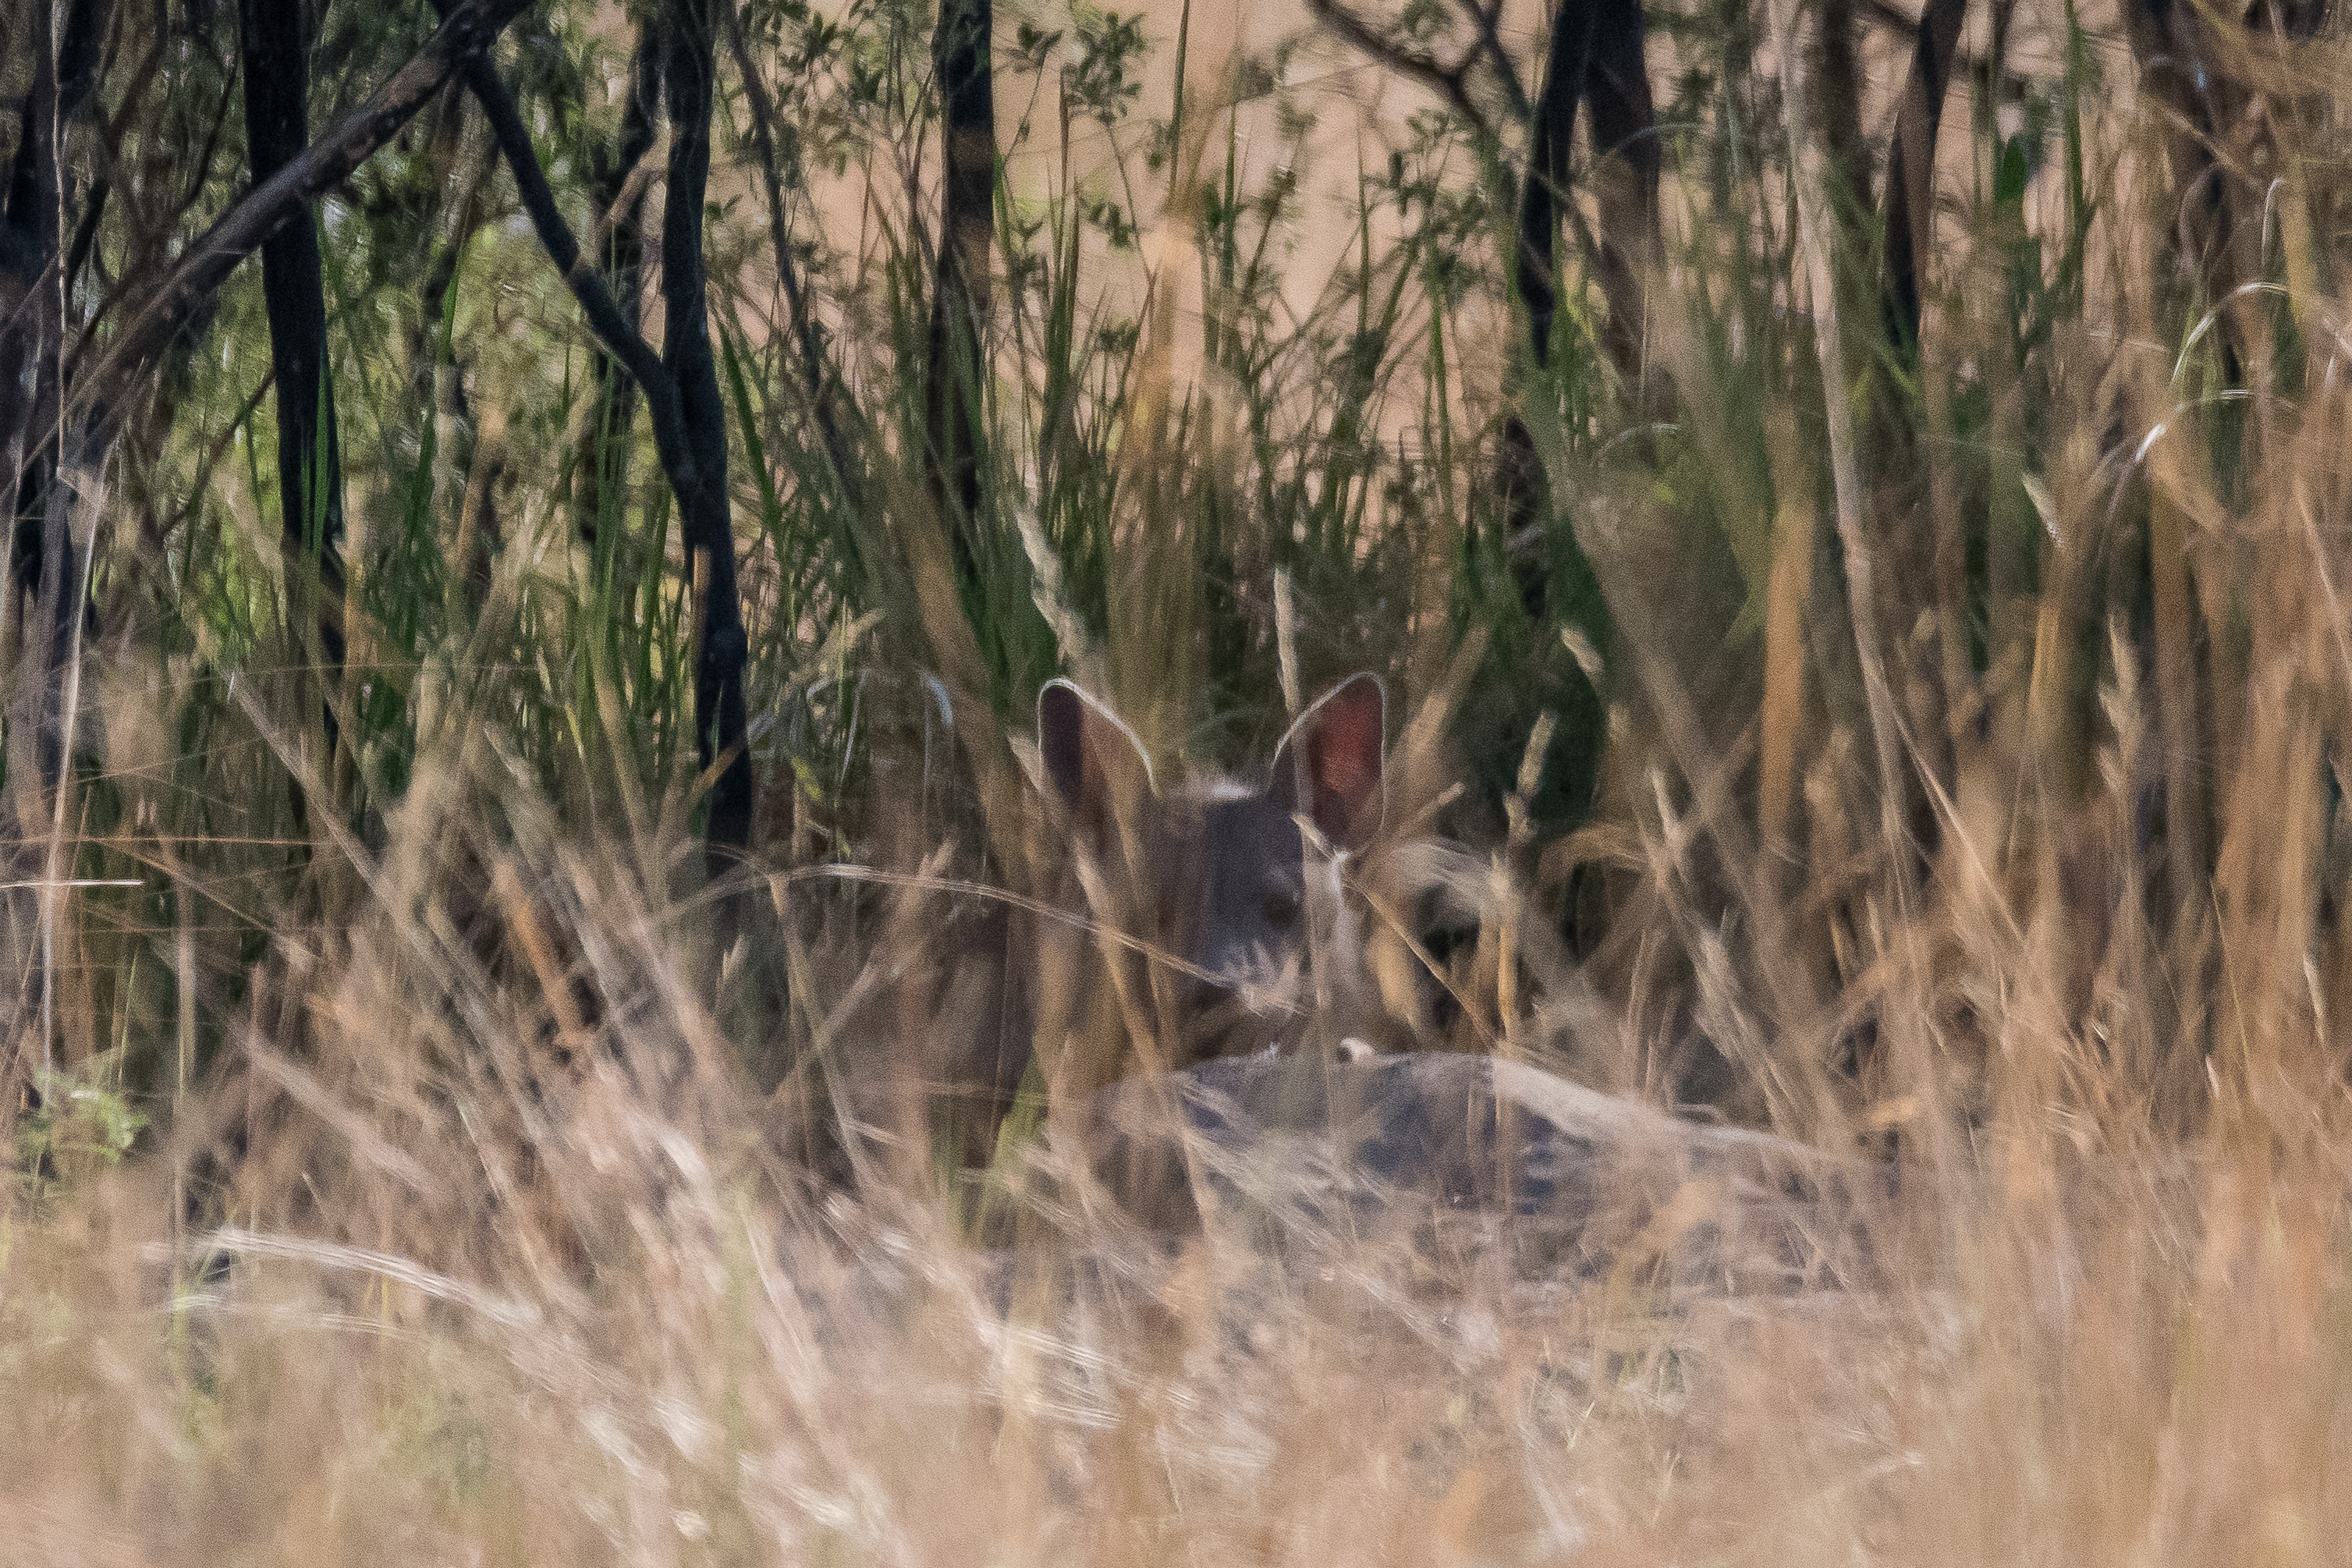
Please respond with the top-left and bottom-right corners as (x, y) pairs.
(1038, 676), (1386, 1073)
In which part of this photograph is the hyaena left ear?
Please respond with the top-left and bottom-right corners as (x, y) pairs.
(1038, 678), (1155, 851)
(1271, 672), (1385, 852)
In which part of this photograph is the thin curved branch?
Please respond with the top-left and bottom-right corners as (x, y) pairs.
(446, 47), (697, 492)
(722, 0), (856, 506)
(445, 0), (754, 876)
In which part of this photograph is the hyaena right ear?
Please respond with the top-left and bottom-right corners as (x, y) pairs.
(1272, 672), (1385, 853)
(1038, 679), (1155, 850)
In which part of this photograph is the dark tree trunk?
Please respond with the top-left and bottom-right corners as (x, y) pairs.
(2122, 0), (2229, 314)
(2115, 0), (2330, 380)
(573, 18), (662, 549)
(5, 0), (109, 573)
(1514, 0), (1596, 381)
(1495, 0), (1658, 620)
(2, 0), (69, 635)
(1492, 0), (1599, 609)
(239, 0), (348, 784)
(659, 0), (755, 878)
(1513, 0), (1655, 379)
(3, 0), (111, 800)
(925, 0), (995, 574)
(1878, 0), (1970, 354)
(438, 0), (757, 895)
(1814, 0), (1868, 222)
(0, 0), (108, 1076)
(1582, 0), (1658, 383)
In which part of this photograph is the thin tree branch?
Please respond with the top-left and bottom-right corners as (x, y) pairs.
(1879, 0), (1970, 349)
(439, 37), (706, 508)
(722, 0), (857, 508)
(658, 0), (755, 871)
(446, 0), (754, 881)
(1450, 0), (1529, 119)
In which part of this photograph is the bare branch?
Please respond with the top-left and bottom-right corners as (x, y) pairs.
(1307, 0), (1501, 145)
(451, 51), (683, 449)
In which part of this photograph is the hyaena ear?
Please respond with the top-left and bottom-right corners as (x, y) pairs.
(1271, 672), (1385, 853)
(1038, 679), (1156, 849)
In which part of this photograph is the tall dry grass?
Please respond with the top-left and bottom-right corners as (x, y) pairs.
(4, 741), (2347, 1563)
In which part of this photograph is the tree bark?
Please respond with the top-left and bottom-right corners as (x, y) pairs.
(1814, 0), (1868, 222)
(1878, 0), (1970, 353)
(4, 0), (111, 661)
(439, 0), (753, 886)
(3, 0), (111, 832)
(2, 0), (69, 645)
(572, 18), (662, 550)
(1515, 0), (1596, 380)
(0, 0), (536, 908)
(239, 0), (348, 788)
(0, 0), (109, 1078)
(2116, 0), (2329, 378)
(925, 0), (995, 575)
(1513, 0), (1655, 379)
(1582, 0), (1658, 381)
(659, 0), (755, 876)
(1495, 0), (1658, 620)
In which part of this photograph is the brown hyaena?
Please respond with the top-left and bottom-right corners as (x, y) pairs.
(1023, 672), (1401, 1108)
